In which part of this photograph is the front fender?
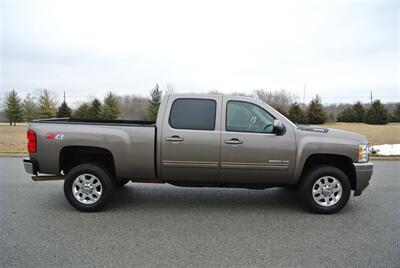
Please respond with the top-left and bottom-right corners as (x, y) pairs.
(292, 134), (359, 183)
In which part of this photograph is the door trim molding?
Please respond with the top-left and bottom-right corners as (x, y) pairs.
(221, 162), (289, 170)
(162, 160), (218, 168)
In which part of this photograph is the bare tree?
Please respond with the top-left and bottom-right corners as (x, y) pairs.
(254, 89), (297, 110)
(165, 83), (175, 95)
(117, 94), (148, 120)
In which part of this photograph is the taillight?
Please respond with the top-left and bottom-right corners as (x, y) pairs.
(27, 130), (37, 153)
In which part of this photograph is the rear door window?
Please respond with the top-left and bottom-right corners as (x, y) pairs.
(169, 98), (216, 130)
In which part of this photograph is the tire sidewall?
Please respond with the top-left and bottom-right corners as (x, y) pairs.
(64, 163), (113, 212)
(300, 165), (351, 214)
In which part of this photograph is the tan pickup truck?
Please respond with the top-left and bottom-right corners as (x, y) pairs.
(23, 94), (373, 213)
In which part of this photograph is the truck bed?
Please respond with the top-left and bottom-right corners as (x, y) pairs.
(28, 118), (157, 179)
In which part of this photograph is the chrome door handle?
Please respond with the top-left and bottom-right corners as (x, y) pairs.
(224, 138), (243, 145)
(165, 135), (184, 142)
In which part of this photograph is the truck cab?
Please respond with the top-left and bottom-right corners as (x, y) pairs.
(157, 94), (295, 184)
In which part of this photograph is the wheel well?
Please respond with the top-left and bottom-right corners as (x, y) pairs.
(59, 146), (116, 177)
(300, 154), (356, 190)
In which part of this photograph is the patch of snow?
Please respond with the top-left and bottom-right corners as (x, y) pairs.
(370, 144), (400, 156)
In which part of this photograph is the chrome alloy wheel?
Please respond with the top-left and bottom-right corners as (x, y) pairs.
(312, 176), (342, 207)
(72, 174), (103, 204)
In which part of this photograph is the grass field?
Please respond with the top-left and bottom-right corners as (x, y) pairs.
(0, 122), (399, 154)
(0, 124), (27, 154)
(322, 123), (400, 145)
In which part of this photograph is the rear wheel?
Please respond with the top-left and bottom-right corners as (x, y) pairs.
(64, 163), (113, 212)
(299, 165), (351, 214)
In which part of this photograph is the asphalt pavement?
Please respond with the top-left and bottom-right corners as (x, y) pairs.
(0, 157), (399, 268)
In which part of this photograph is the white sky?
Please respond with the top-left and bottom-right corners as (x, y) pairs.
(1, 0), (399, 105)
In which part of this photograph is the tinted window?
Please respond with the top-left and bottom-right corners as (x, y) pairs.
(226, 101), (275, 133)
(169, 99), (216, 130)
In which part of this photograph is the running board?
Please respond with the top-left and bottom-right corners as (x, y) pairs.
(32, 175), (64, 181)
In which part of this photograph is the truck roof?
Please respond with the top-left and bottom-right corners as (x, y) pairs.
(166, 93), (260, 103)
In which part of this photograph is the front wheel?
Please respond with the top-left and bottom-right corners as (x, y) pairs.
(299, 166), (351, 214)
(64, 163), (114, 212)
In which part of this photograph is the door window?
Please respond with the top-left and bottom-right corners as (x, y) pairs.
(169, 98), (216, 130)
(226, 101), (274, 133)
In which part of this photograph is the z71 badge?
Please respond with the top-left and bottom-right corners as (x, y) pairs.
(46, 133), (64, 140)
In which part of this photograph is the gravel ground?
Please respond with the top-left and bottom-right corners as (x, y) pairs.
(0, 157), (399, 268)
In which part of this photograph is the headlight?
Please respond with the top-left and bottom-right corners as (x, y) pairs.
(358, 144), (368, 162)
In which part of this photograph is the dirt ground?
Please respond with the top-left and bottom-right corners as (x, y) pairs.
(0, 122), (399, 154)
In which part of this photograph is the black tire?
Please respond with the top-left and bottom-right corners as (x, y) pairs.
(115, 178), (131, 188)
(299, 165), (351, 214)
(64, 163), (114, 212)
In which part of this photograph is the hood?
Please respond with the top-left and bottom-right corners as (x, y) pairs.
(297, 125), (368, 144)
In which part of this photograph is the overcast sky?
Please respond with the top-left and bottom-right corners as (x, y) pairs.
(1, 0), (399, 105)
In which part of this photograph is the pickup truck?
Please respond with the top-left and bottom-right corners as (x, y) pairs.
(23, 94), (373, 213)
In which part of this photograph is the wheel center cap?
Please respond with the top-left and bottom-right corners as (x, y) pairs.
(322, 189), (333, 196)
(82, 183), (93, 194)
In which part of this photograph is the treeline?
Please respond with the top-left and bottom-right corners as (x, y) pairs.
(239, 89), (399, 125)
(2, 86), (399, 125)
(284, 99), (400, 125)
(1, 85), (163, 125)
(335, 100), (400, 124)
(3, 89), (59, 125)
(2, 89), (122, 125)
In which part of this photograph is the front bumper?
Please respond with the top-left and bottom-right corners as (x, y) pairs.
(23, 158), (38, 175)
(353, 162), (373, 196)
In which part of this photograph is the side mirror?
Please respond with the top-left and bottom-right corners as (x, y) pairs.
(272, 119), (285, 135)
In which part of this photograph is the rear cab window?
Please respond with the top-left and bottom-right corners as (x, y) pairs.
(169, 98), (217, 130)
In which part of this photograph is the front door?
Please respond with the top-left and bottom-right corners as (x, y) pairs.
(161, 96), (222, 181)
(220, 98), (296, 184)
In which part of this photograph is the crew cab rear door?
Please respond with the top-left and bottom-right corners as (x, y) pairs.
(160, 95), (222, 181)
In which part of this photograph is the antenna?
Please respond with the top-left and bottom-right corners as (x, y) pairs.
(370, 90), (373, 104)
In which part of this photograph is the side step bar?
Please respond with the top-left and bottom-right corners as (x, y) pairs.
(32, 175), (64, 181)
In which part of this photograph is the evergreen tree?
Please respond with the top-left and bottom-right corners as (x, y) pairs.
(22, 93), (37, 122)
(365, 99), (389, 124)
(307, 95), (327, 124)
(327, 112), (335, 122)
(87, 98), (102, 119)
(101, 92), (121, 119)
(337, 101), (365, 123)
(288, 102), (308, 124)
(337, 107), (356, 122)
(391, 103), (400, 122)
(4, 89), (23, 125)
(73, 103), (91, 118)
(57, 100), (72, 118)
(272, 104), (288, 117)
(37, 89), (57, 118)
(147, 84), (162, 121)
(352, 101), (365, 122)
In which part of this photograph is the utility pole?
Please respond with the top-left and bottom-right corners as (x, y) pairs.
(370, 90), (373, 104)
(63, 91), (66, 103)
(303, 82), (306, 107)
